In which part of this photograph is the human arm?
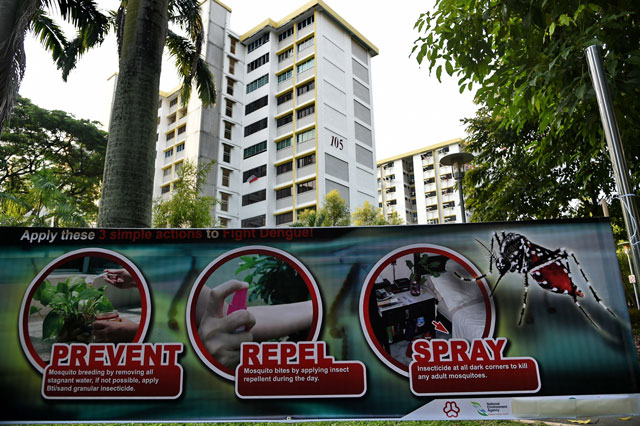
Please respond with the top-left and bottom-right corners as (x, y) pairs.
(103, 269), (136, 289)
(247, 301), (313, 342)
(92, 318), (138, 343)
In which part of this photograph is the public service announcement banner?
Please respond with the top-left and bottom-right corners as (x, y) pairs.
(1, 218), (638, 422)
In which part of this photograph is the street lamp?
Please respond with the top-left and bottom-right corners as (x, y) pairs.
(440, 151), (474, 223)
(619, 241), (639, 309)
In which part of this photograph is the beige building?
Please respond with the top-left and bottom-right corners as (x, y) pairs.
(377, 138), (467, 225)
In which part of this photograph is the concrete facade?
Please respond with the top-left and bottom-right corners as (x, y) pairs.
(154, 0), (378, 228)
(376, 138), (467, 225)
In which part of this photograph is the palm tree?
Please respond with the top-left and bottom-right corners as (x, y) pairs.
(0, 0), (109, 131)
(97, 0), (216, 227)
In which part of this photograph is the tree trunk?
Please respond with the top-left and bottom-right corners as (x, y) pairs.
(98, 0), (168, 227)
(0, 0), (39, 131)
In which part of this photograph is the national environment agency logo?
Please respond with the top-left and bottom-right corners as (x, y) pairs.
(443, 401), (460, 418)
(471, 401), (488, 416)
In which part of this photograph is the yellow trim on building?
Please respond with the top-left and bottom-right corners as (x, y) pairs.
(376, 138), (465, 165)
(239, 0), (378, 56)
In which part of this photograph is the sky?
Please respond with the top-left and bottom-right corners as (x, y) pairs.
(18, 0), (479, 161)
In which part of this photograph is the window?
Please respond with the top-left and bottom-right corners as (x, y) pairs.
(226, 77), (235, 96)
(179, 107), (187, 118)
(278, 27), (293, 42)
(242, 189), (266, 206)
(169, 97), (178, 107)
(228, 57), (237, 74)
(297, 103), (314, 119)
(174, 162), (182, 173)
(176, 142), (185, 152)
(168, 113), (176, 124)
(177, 125), (186, 135)
(247, 33), (269, 53)
(245, 95), (268, 115)
(297, 179), (316, 194)
(162, 168), (171, 177)
(161, 185), (170, 194)
(225, 99), (234, 117)
(221, 168), (231, 187)
(277, 91), (293, 105)
(276, 161), (293, 175)
(278, 47), (293, 62)
(276, 211), (293, 225)
(229, 36), (237, 54)
(276, 137), (292, 150)
(277, 69), (293, 83)
(297, 57), (315, 74)
(296, 128), (315, 144)
(243, 164), (267, 182)
(166, 131), (175, 141)
(297, 36), (314, 52)
(247, 53), (269, 73)
(223, 144), (232, 163)
(244, 140), (267, 159)
(164, 149), (173, 158)
(296, 153), (315, 168)
(244, 118), (268, 137)
(219, 217), (229, 228)
(247, 74), (269, 93)
(276, 113), (293, 127)
(220, 192), (230, 212)
(297, 80), (314, 96)
(224, 121), (233, 139)
(241, 215), (265, 228)
(275, 186), (292, 199)
(297, 15), (314, 31)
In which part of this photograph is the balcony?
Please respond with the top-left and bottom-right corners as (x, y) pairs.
(276, 145), (293, 162)
(297, 24), (313, 40)
(296, 189), (316, 206)
(277, 99), (293, 116)
(278, 56), (293, 71)
(296, 163), (315, 180)
(276, 196), (293, 211)
(441, 193), (456, 203)
(425, 196), (437, 205)
(277, 78), (293, 93)
(276, 170), (293, 186)
(297, 67), (314, 82)
(296, 113), (314, 130)
(296, 88), (315, 106)
(277, 122), (293, 138)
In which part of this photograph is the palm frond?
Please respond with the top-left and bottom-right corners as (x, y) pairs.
(31, 11), (68, 68)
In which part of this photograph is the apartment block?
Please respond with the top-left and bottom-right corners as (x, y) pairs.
(376, 138), (467, 225)
(154, 0), (379, 228)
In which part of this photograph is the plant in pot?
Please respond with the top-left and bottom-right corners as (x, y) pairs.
(30, 276), (115, 343)
(406, 253), (447, 296)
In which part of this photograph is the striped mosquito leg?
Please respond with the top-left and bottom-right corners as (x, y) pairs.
(518, 274), (530, 326)
(571, 252), (616, 317)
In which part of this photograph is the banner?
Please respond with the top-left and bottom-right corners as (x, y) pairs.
(2, 219), (639, 422)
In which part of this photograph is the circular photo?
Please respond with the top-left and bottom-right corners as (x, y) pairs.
(19, 249), (151, 372)
(186, 246), (322, 381)
(359, 244), (495, 376)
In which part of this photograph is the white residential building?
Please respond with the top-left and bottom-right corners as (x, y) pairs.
(154, 0), (379, 227)
(376, 138), (468, 225)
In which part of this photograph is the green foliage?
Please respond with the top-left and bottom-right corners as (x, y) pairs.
(406, 254), (443, 285)
(351, 201), (404, 226)
(235, 256), (309, 306)
(0, 97), (107, 226)
(292, 190), (350, 227)
(152, 160), (217, 228)
(31, 276), (114, 342)
(413, 0), (640, 220)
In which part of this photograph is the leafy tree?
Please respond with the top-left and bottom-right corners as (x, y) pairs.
(152, 160), (217, 228)
(413, 1), (640, 218)
(98, 0), (216, 228)
(291, 190), (350, 227)
(0, 0), (109, 130)
(351, 201), (404, 226)
(0, 97), (107, 225)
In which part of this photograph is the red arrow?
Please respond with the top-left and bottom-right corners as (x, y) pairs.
(432, 320), (449, 334)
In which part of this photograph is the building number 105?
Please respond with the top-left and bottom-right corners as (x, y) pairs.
(330, 136), (344, 150)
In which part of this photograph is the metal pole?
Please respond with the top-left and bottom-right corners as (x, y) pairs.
(585, 45), (640, 285)
(625, 248), (639, 308)
(457, 176), (466, 223)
